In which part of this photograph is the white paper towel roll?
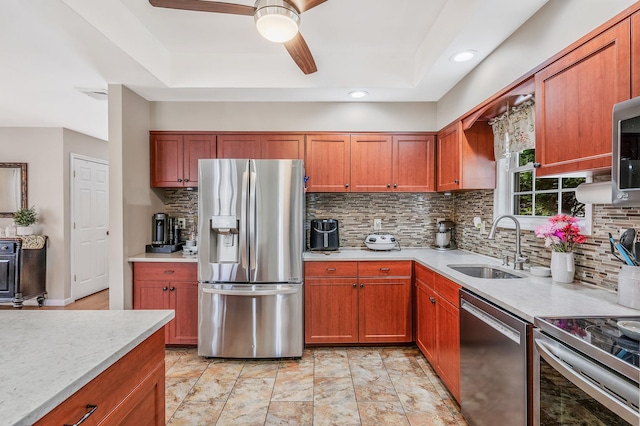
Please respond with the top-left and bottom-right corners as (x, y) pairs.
(575, 181), (612, 204)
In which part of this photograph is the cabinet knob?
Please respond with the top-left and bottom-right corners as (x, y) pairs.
(454, 179), (460, 184)
(533, 162), (541, 168)
(164, 270), (175, 274)
(352, 283), (357, 288)
(429, 297), (436, 304)
(379, 267), (391, 272)
(177, 178), (183, 182)
(360, 283), (364, 288)
(1, 246), (7, 250)
(394, 184), (398, 188)
(169, 287), (175, 291)
(345, 183), (350, 188)
(184, 178), (189, 182)
(387, 183), (391, 188)
(163, 287), (168, 291)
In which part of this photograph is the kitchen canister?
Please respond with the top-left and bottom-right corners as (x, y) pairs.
(617, 265), (640, 309)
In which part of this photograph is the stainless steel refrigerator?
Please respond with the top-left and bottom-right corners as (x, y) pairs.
(197, 159), (304, 358)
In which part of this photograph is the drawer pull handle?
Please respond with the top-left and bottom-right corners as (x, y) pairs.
(380, 267), (391, 272)
(429, 297), (436, 304)
(326, 267), (337, 272)
(64, 404), (98, 426)
(164, 270), (175, 274)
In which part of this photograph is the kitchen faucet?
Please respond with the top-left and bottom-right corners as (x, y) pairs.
(488, 214), (527, 270)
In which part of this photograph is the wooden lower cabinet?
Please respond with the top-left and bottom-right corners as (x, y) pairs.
(415, 263), (461, 402)
(36, 329), (165, 426)
(304, 261), (412, 344)
(133, 262), (198, 345)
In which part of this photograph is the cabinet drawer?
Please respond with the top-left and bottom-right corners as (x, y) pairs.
(358, 261), (412, 277)
(305, 261), (358, 277)
(36, 330), (165, 425)
(134, 262), (196, 282)
(434, 275), (461, 307)
(0, 241), (17, 254)
(415, 263), (434, 286)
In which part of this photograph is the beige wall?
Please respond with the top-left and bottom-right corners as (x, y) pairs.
(108, 84), (162, 310)
(151, 102), (438, 132)
(0, 127), (107, 304)
(437, 0), (637, 128)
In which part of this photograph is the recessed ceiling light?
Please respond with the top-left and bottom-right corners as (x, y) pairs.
(450, 50), (477, 63)
(349, 90), (368, 99)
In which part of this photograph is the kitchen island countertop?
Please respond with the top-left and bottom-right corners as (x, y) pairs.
(304, 248), (640, 322)
(0, 309), (174, 425)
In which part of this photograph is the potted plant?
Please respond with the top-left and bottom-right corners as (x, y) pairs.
(535, 214), (587, 283)
(14, 206), (37, 236)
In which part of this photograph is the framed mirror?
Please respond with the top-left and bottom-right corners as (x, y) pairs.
(0, 163), (27, 218)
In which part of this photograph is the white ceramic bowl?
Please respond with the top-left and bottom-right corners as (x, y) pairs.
(617, 320), (640, 340)
(530, 266), (551, 277)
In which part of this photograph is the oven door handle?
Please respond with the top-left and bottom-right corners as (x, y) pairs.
(535, 337), (639, 425)
(201, 286), (299, 297)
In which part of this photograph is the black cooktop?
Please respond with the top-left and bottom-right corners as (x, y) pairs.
(535, 316), (640, 382)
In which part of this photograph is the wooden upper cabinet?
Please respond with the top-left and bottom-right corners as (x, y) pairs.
(305, 134), (351, 192)
(632, 12), (640, 97)
(436, 121), (494, 192)
(150, 132), (215, 188)
(217, 134), (261, 159)
(535, 20), (631, 176)
(393, 134), (435, 192)
(261, 134), (304, 159)
(350, 134), (393, 192)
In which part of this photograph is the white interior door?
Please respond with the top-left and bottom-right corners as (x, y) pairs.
(71, 155), (109, 300)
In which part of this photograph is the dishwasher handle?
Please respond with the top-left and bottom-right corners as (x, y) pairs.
(535, 337), (639, 424)
(461, 299), (521, 344)
(201, 286), (299, 296)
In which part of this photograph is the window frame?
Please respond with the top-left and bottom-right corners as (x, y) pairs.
(493, 155), (593, 235)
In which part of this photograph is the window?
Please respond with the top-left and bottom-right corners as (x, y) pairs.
(494, 149), (592, 234)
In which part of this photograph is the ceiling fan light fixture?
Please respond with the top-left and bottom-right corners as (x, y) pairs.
(254, 0), (300, 43)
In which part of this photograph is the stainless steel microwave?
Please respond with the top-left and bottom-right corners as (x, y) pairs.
(612, 96), (640, 206)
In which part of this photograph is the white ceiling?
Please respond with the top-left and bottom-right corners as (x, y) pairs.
(1, 0), (549, 140)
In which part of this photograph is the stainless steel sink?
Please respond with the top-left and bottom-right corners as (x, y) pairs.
(447, 264), (524, 279)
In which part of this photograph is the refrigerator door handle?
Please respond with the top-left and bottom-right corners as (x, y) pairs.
(201, 286), (300, 296)
(249, 170), (257, 271)
(240, 170), (249, 268)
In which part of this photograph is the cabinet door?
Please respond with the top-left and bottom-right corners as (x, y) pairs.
(217, 134), (261, 159)
(535, 21), (631, 176)
(358, 277), (412, 343)
(304, 277), (358, 344)
(261, 134), (304, 159)
(350, 134), (393, 192)
(415, 265), (436, 363)
(305, 134), (351, 192)
(393, 135), (435, 192)
(634, 12), (640, 97)
(183, 134), (216, 186)
(150, 134), (184, 187)
(133, 281), (171, 343)
(169, 281), (198, 345)
(436, 123), (461, 191)
(0, 255), (15, 299)
(437, 297), (461, 402)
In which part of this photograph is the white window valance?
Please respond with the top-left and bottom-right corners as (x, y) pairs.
(489, 98), (535, 159)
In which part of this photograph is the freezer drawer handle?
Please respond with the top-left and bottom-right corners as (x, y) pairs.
(201, 287), (299, 296)
(64, 404), (97, 426)
(461, 299), (520, 344)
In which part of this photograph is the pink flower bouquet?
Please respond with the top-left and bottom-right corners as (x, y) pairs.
(534, 214), (586, 252)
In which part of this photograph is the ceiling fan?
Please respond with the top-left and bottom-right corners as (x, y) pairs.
(148, 0), (327, 74)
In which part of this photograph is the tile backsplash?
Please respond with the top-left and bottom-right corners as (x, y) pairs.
(161, 187), (637, 291)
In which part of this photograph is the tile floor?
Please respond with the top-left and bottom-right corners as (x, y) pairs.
(165, 346), (469, 425)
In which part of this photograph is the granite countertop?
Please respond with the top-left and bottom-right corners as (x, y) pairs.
(128, 251), (197, 262)
(304, 248), (640, 322)
(0, 310), (174, 425)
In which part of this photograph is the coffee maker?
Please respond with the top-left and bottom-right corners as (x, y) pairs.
(310, 219), (340, 251)
(146, 213), (183, 253)
(434, 220), (457, 250)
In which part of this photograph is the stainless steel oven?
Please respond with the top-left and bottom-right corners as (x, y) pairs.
(533, 317), (639, 425)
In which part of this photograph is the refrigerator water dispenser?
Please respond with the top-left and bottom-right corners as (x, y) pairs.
(209, 215), (239, 263)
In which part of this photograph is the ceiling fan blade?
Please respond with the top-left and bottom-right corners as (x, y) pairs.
(283, 0), (327, 13)
(149, 0), (256, 16)
(284, 32), (317, 74)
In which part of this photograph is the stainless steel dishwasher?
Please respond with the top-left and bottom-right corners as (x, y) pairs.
(460, 290), (532, 426)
